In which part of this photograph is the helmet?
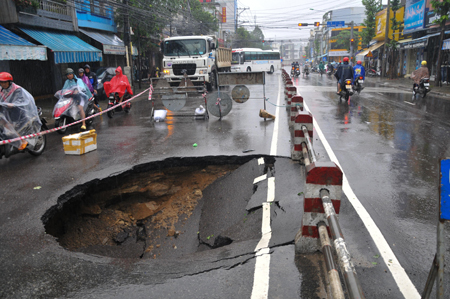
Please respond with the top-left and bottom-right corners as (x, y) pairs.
(343, 57), (349, 62)
(84, 64), (91, 69)
(421, 60), (427, 66)
(156, 67), (159, 70)
(357, 60), (362, 65)
(65, 68), (74, 75)
(0, 72), (13, 82)
(78, 68), (84, 74)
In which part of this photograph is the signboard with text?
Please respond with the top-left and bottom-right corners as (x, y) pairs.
(404, 0), (425, 34)
(222, 7), (226, 23)
(440, 159), (450, 220)
(327, 21), (345, 28)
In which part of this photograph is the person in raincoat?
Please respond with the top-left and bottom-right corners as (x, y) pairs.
(62, 68), (92, 130)
(78, 68), (101, 112)
(0, 72), (41, 150)
(411, 61), (429, 95)
(353, 61), (366, 82)
(103, 66), (133, 105)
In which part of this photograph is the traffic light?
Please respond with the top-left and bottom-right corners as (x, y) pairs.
(262, 40), (265, 44)
(350, 38), (355, 43)
(314, 22), (320, 26)
(298, 23), (308, 26)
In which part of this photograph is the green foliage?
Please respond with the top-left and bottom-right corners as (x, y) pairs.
(189, 0), (219, 34)
(361, 0), (382, 46)
(431, 0), (450, 26)
(334, 30), (361, 51)
(234, 26), (268, 49)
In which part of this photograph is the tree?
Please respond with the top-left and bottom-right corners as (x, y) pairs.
(334, 30), (361, 52)
(361, 0), (382, 46)
(431, 0), (450, 86)
(387, 0), (403, 79)
(233, 26), (267, 49)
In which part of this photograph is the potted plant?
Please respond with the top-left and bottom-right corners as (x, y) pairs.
(15, 0), (39, 14)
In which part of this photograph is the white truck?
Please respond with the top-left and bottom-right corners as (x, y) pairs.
(161, 35), (232, 91)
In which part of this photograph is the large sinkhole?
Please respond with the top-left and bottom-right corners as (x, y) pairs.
(42, 155), (275, 259)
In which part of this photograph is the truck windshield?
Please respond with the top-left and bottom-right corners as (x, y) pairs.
(164, 39), (207, 56)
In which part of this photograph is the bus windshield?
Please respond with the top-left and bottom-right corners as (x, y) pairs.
(232, 53), (243, 64)
(164, 39), (207, 56)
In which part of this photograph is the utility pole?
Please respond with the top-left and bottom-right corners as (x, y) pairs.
(236, 7), (248, 32)
(382, 0), (391, 77)
(349, 21), (354, 63)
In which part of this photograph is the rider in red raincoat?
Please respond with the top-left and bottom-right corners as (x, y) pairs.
(103, 66), (133, 104)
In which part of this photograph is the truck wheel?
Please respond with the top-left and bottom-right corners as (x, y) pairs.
(247, 67), (251, 72)
(207, 71), (217, 92)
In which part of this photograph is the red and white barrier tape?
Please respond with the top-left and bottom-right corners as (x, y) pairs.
(148, 84), (154, 101)
(0, 87), (150, 145)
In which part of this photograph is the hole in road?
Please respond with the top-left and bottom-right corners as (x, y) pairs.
(42, 156), (264, 259)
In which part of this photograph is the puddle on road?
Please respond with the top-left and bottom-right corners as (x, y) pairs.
(42, 157), (254, 259)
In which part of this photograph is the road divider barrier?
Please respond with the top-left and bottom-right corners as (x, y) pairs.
(281, 68), (365, 298)
(0, 88), (150, 146)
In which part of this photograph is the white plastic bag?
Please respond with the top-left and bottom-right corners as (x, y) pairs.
(154, 109), (167, 122)
(195, 105), (206, 115)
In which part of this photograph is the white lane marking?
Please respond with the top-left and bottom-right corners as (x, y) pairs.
(303, 101), (420, 299)
(254, 174), (267, 184)
(251, 75), (281, 299)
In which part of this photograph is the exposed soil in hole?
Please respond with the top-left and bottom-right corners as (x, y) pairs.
(44, 163), (239, 257)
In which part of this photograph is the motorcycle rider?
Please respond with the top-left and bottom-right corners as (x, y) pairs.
(353, 60), (366, 87)
(84, 64), (101, 111)
(319, 61), (325, 74)
(303, 63), (310, 75)
(411, 61), (429, 95)
(62, 68), (92, 130)
(78, 68), (101, 113)
(103, 66), (133, 106)
(0, 72), (41, 150)
(335, 57), (353, 94)
(327, 61), (334, 74)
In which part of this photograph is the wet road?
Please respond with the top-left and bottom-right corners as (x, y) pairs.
(2, 69), (450, 298)
(293, 71), (450, 298)
(1, 72), (311, 298)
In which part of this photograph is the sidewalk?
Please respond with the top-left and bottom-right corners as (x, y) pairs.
(373, 76), (450, 97)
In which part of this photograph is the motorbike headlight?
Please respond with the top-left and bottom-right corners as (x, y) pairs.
(55, 99), (71, 108)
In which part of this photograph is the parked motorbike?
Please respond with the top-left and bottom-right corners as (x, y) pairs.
(0, 107), (47, 159)
(413, 78), (430, 99)
(368, 69), (380, 76)
(339, 78), (354, 102)
(107, 92), (132, 118)
(354, 76), (365, 94)
(53, 86), (96, 134)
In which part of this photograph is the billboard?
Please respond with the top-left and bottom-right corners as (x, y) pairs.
(222, 7), (226, 23)
(404, 0), (425, 34)
(374, 7), (405, 41)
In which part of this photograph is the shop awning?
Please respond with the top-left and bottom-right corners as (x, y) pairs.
(400, 31), (450, 49)
(79, 28), (126, 55)
(19, 27), (102, 64)
(0, 25), (47, 61)
(356, 41), (385, 60)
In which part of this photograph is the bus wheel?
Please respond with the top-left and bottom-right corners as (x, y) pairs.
(247, 67), (251, 72)
(268, 66), (274, 74)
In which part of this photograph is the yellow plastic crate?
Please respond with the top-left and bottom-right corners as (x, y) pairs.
(62, 129), (97, 155)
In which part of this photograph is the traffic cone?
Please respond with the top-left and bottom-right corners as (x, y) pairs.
(259, 109), (275, 120)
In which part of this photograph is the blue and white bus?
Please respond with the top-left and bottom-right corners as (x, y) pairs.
(231, 48), (281, 74)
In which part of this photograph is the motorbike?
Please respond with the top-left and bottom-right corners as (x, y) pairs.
(106, 92), (132, 118)
(291, 67), (295, 77)
(303, 68), (309, 77)
(0, 107), (48, 159)
(368, 68), (380, 76)
(354, 76), (365, 94)
(319, 69), (324, 77)
(53, 86), (96, 134)
(294, 67), (300, 77)
(339, 78), (354, 102)
(413, 78), (430, 99)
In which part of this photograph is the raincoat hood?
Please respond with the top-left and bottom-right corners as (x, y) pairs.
(104, 66), (133, 97)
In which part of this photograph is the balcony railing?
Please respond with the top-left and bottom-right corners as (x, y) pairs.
(40, 0), (71, 16)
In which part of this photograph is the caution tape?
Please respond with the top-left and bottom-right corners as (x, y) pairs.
(0, 88), (150, 145)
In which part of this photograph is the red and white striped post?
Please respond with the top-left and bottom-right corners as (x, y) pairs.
(285, 86), (296, 110)
(289, 95), (303, 127)
(291, 110), (313, 161)
(295, 161), (343, 253)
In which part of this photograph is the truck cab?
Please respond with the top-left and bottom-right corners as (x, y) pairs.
(161, 36), (231, 91)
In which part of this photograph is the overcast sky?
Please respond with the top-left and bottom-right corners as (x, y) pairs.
(236, 0), (368, 41)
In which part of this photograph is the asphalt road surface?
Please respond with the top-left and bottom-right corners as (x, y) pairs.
(2, 69), (450, 298)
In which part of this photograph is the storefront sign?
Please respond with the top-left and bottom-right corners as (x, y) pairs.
(103, 45), (126, 55)
(328, 51), (349, 57)
(404, 0), (425, 34)
(400, 40), (427, 49)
